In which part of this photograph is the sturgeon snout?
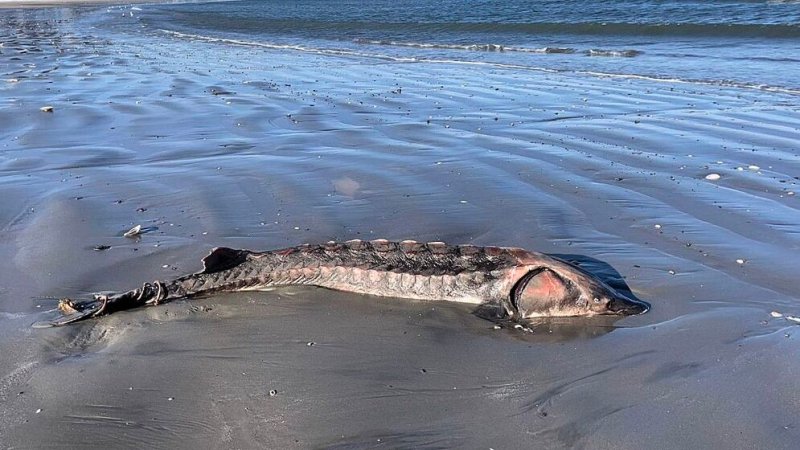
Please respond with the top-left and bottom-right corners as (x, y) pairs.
(606, 294), (649, 315)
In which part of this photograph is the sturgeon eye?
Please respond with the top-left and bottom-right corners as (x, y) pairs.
(593, 297), (602, 304)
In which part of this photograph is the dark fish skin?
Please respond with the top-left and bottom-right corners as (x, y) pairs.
(39, 239), (649, 328)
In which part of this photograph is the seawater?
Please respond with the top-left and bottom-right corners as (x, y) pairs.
(133, 0), (800, 94)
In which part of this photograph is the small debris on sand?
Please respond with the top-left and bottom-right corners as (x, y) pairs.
(93, 245), (111, 251)
(123, 225), (142, 237)
(769, 311), (800, 324)
(704, 173), (721, 181)
(40, 106), (54, 113)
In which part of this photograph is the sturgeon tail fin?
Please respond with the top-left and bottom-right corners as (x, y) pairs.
(31, 281), (168, 328)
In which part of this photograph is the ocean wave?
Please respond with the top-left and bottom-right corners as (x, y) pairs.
(587, 49), (642, 57)
(352, 39), (576, 54)
(353, 39), (641, 58)
(160, 30), (418, 62)
(160, 30), (799, 96)
(507, 22), (800, 39)
(167, 18), (800, 40)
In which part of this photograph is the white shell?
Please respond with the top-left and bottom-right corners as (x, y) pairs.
(123, 224), (142, 237)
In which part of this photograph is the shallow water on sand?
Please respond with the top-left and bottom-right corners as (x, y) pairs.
(1, 5), (799, 449)
(146, 0), (800, 94)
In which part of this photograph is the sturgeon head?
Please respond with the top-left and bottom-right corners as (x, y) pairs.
(506, 252), (649, 319)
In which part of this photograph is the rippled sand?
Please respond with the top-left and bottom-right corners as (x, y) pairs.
(1, 6), (799, 449)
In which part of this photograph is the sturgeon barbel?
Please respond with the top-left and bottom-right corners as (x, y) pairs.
(38, 239), (649, 327)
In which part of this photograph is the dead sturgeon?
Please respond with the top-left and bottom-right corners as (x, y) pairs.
(37, 239), (648, 327)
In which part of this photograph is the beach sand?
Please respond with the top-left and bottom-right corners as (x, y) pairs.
(1, 4), (799, 449)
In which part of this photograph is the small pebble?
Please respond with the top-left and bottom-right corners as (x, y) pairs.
(306, 342), (315, 346)
(39, 106), (53, 113)
(704, 173), (721, 181)
(492, 325), (501, 330)
(668, 270), (676, 275)
(736, 259), (745, 265)
(35, 408), (42, 414)
(748, 165), (760, 171)
(269, 389), (278, 397)
(167, 397), (174, 401)
(786, 316), (800, 324)
(770, 311), (783, 318)
(93, 245), (111, 251)
(654, 224), (662, 229)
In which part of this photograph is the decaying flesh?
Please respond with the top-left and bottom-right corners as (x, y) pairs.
(40, 239), (649, 327)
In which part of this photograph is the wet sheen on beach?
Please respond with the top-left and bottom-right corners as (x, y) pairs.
(1, 2), (799, 448)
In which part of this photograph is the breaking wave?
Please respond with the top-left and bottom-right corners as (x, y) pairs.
(353, 39), (577, 54)
(354, 39), (642, 57)
(160, 30), (800, 96)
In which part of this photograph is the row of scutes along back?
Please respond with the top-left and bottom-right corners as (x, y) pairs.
(277, 239), (514, 258)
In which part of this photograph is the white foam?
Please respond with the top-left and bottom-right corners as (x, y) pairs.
(160, 30), (800, 97)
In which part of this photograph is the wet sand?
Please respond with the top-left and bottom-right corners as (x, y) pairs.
(1, 5), (800, 449)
